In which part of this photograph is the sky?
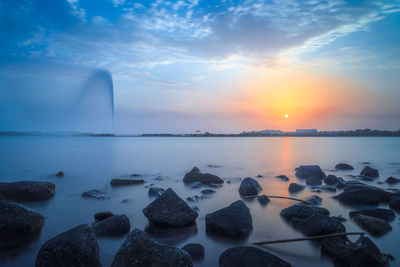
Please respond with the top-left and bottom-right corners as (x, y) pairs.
(0, 0), (400, 134)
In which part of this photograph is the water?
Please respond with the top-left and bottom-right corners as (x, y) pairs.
(0, 136), (399, 266)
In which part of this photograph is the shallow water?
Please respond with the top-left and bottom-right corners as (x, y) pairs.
(0, 136), (399, 267)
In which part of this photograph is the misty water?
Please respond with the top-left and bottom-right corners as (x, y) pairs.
(0, 136), (400, 266)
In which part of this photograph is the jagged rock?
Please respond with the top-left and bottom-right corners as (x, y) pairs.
(0, 201), (45, 249)
(389, 197), (400, 212)
(56, 171), (64, 177)
(143, 188), (198, 226)
(386, 176), (400, 185)
(111, 229), (193, 267)
(324, 174), (339, 185)
(35, 224), (101, 267)
(238, 177), (262, 196)
(201, 189), (216, 195)
(183, 167), (223, 184)
(292, 214), (345, 236)
(181, 243), (204, 260)
(288, 183), (305, 193)
(257, 195), (270, 205)
(334, 183), (394, 205)
(335, 163), (354, 170)
(310, 185), (336, 192)
(219, 246), (291, 267)
(93, 215), (130, 237)
(350, 214), (391, 236)
(360, 166), (379, 178)
(148, 187), (165, 197)
(110, 178), (144, 186)
(206, 200), (252, 238)
(94, 211), (114, 222)
(276, 175), (290, 181)
(306, 195), (322, 205)
(81, 189), (108, 200)
(295, 165), (326, 182)
(280, 204), (329, 221)
(349, 208), (395, 222)
(0, 181), (55, 202)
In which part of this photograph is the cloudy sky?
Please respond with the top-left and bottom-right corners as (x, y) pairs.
(1, 0), (400, 134)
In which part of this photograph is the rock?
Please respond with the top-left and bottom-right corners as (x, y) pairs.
(35, 224), (101, 267)
(386, 176), (400, 185)
(238, 177), (262, 196)
(131, 173), (141, 177)
(295, 165), (326, 182)
(181, 243), (204, 260)
(256, 175), (263, 178)
(94, 211), (114, 222)
(276, 175), (290, 181)
(201, 189), (216, 195)
(310, 185), (336, 192)
(335, 163), (354, 170)
(93, 215), (130, 237)
(219, 246), (291, 267)
(111, 229), (193, 267)
(0, 181), (55, 202)
(389, 197), (400, 212)
(187, 195), (202, 202)
(205, 200), (252, 238)
(121, 199), (132, 204)
(334, 215), (347, 222)
(208, 183), (223, 188)
(190, 182), (202, 189)
(81, 189), (109, 200)
(360, 166), (379, 178)
(321, 236), (389, 267)
(148, 187), (165, 197)
(183, 167), (223, 184)
(350, 214), (391, 236)
(324, 174), (339, 185)
(207, 164), (221, 168)
(144, 223), (198, 246)
(349, 208), (395, 222)
(335, 177), (346, 189)
(288, 183), (305, 193)
(334, 183), (394, 205)
(0, 201), (45, 249)
(280, 204), (329, 221)
(143, 188), (198, 226)
(110, 178), (144, 186)
(192, 206), (199, 212)
(306, 195), (322, 205)
(306, 176), (323, 186)
(292, 214), (346, 236)
(56, 171), (64, 177)
(257, 195), (270, 205)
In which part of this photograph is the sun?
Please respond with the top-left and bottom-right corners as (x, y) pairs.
(284, 114), (289, 118)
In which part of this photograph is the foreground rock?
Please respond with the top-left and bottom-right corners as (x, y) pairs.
(257, 195), (270, 205)
(238, 177), (262, 196)
(94, 211), (114, 222)
(148, 187), (165, 197)
(143, 188), (198, 226)
(181, 243), (204, 260)
(112, 229), (192, 267)
(280, 204), (329, 221)
(334, 182), (394, 206)
(360, 166), (379, 178)
(81, 189), (109, 200)
(335, 163), (354, 170)
(349, 208), (395, 221)
(292, 214), (345, 236)
(0, 201), (45, 249)
(93, 215), (130, 237)
(35, 224), (101, 267)
(306, 195), (322, 205)
(324, 174), (340, 185)
(183, 167), (223, 184)
(386, 176), (400, 185)
(295, 165), (326, 186)
(389, 197), (400, 212)
(206, 200), (252, 238)
(0, 181), (55, 202)
(110, 178), (144, 186)
(288, 183), (305, 193)
(350, 213), (391, 236)
(219, 246), (291, 267)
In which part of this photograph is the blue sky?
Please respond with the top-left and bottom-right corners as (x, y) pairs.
(1, 0), (400, 133)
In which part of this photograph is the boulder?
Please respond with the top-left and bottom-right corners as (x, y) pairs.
(276, 175), (290, 181)
(350, 214), (391, 236)
(0, 201), (45, 249)
(334, 183), (394, 206)
(292, 214), (345, 236)
(183, 167), (223, 184)
(143, 188), (198, 226)
(257, 195), (270, 205)
(81, 189), (109, 200)
(386, 176), (400, 185)
(306, 176), (323, 186)
(94, 211), (114, 222)
(288, 183), (305, 193)
(201, 189), (216, 195)
(0, 181), (55, 202)
(35, 224), (102, 267)
(238, 177), (262, 196)
(110, 178), (144, 186)
(181, 243), (204, 260)
(306, 195), (322, 205)
(190, 182), (202, 189)
(219, 246), (291, 267)
(389, 197), (400, 212)
(335, 163), (354, 170)
(93, 215), (130, 237)
(148, 187), (165, 197)
(205, 200), (252, 238)
(360, 166), (379, 178)
(349, 208), (395, 222)
(280, 204), (329, 221)
(295, 165), (326, 181)
(56, 171), (64, 177)
(324, 174), (339, 185)
(111, 229), (193, 267)
(209, 183), (223, 188)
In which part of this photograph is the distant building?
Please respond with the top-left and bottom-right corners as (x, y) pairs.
(296, 129), (318, 133)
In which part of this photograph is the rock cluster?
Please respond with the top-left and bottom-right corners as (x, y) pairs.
(183, 167), (223, 184)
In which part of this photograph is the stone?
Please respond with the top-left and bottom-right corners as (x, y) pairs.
(306, 176), (323, 186)
(334, 183), (394, 206)
(288, 183), (305, 193)
(190, 182), (202, 189)
(201, 189), (216, 195)
(35, 224), (101, 267)
(130, 173), (141, 177)
(257, 195), (270, 205)
(143, 188), (198, 226)
(148, 187), (165, 197)
(0, 181), (55, 202)
(324, 174), (339, 185)
(56, 171), (64, 177)
(94, 211), (114, 222)
(93, 215), (130, 237)
(386, 176), (400, 185)
(81, 189), (109, 200)
(121, 199), (132, 204)
(335, 163), (354, 170)
(349, 208), (395, 222)
(360, 166), (379, 178)
(292, 214), (346, 236)
(208, 183), (223, 188)
(181, 243), (204, 260)
(280, 204), (329, 221)
(256, 175), (263, 178)
(219, 246), (291, 267)
(111, 229), (193, 267)
(389, 197), (400, 212)
(205, 200), (252, 238)
(310, 185), (336, 192)
(183, 167), (223, 184)
(350, 214), (391, 236)
(295, 165), (326, 181)
(238, 177), (262, 196)
(276, 175), (290, 181)
(0, 201), (45, 249)
(306, 195), (322, 205)
(110, 178), (144, 186)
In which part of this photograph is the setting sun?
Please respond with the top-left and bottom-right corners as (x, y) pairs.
(285, 114), (289, 118)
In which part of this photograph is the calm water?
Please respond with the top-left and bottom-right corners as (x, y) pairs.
(0, 136), (400, 267)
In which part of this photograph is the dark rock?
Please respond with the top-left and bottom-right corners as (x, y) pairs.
(335, 177), (346, 189)
(351, 214), (391, 236)
(94, 211), (114, 222)
(143, 188), (198, 226)
(386, 176), (400, 185)
(145, 223), (198, 246)
(324, 174), (339, 185)
(207, 164), (221, 168)
(208, 183), (223, 188)
(306, 195), (322, 205)
(280, 204), (329, 221)
(219, 246), (291, 267)
(0, 201), (44, 249)
(56, 171), (64, 177)
(238, 177), (262, 196)
(295, 165), (326, 182)
(190, 182), (202, 189)
(35, 224), (101, 267)
(130, 173), (141, 177)
(183, 167), (223, 184)
(181, 243), (204, 260)
(206, 200), (252, 238)
(110, 178), (144, 186)
(360, 166), (379, 178)
(310, 185), (336, 192)
(201, 189), (216, 195)
(187, 195), (202, 202)
(292, 214), (345, 236)
(306, 176), (323, 186)
(334, 183), (394, 205)
(276, 175), (290, 181)
(335, 163), (354, 170)
(288, 183), (305, 193)
(93, 215), (130, 237)
(257, 195), (270, 205)
(389, 197), (400, 212)
(81, 189), (108, 200)
(349, 208), (395, 222)
(333, 215), (347, 222)
(192, 206), (199, 212)
(111, 229), (192, 267)
(121, 199), (132, 204)
(0, 181), (55, 202)
(256, 175), (263, 178)
(148, 187), (165, 197)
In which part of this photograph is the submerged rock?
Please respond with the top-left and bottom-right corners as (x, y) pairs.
(238, 177), (262, 196)
(276, 175), (290, 181)
(257, 195), (270, 205)
(335, 163), (354, 170)
(310, 185), (337, 192)
(205, 200), (252, 238)
(360, 166), (379, 178)
(111, 229), (193, 267)
(148, 187), (165, 197)
(292, 214), (345, 236)
(306, 176), (323, 186)
(81, 189), (109, 200)
(201, 189), (216, 195)
(306, 195), (322, 205)
(208, 183), (223, 188)
(143, 188), (198, 226)
(351, 214), (391, 236)
(295, 165), (326, 182)
(183, 167), (223, 184)
(324, 174), (340, 185)
(35, 224), (101, 267)
(334, 182), (394, 206)
(93, 215), (130, 237)
(256, 175), (263, 178)
(288, 183), (305, 193)
(56, 171), (64, 177)
(389, 197), (400, 212)
(110, 178), (144, 186)
(0, 201), (45, 249)
(94, 211), (114, 222)
(181, 243), (204, 260)
(219, 246), (291, 267)
(349, 208), (395, 222)
(0, 181), (55, 202)
(190, 182), (202, 189)
(280, 204), (329, 221)
(386, 176), (400, 185)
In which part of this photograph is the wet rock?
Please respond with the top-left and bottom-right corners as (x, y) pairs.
(334, 215), (347, 222)
(56, 171), (64, 177)
(306, 176), (323, 186)
(208, 183), (223, 188)
(324, 174), (339, 185)
(130, 173), (141, 177)
(295, 165), (326, 182)
(93, 215), (130, 237)
(219, 246), (291, 267)
(334, 183), (394, 205)
(94, 211), (114, 222)
(257, 195), (270, 205)
(81, 189), (109, 200)
(238, 177), (262, 196)
(190, 182), (202, 189)
(256, 175), (263, 178)
(181, 243), (204, 260)
(350, 214), (391, 236)
(280, 204), (329, 221)
(143, 188), (198, 226)
(0, 201), (45, 249)
(112, 229), (192, 267)
(110, 178), (144, 186)
(148, 187), (165, 197)
(35, 224), (101, 267)
(360, 166), (379, 178)
(206, 200), (252, 238)
(292, 214), (345, 236)
(306, 195), (322, 205)
(386, 176), (400, 185)
(201, 189), (216, 195)
(310, 185), (337, 192)
(192, 206), (199, 212)
(145, 223), (198, 246)
(183, 167), (223, 184)
(288, 183), (305, 193)
(0, 181), (55, 202)
(335, 163), (354, 170)
(121, 198), (132, 204)
(349, 208), (395, 222)
(389, 197), (400, 212)
(276, 175), (290, 181)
